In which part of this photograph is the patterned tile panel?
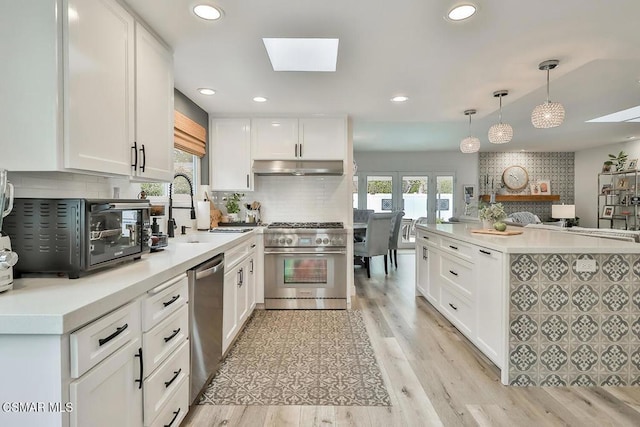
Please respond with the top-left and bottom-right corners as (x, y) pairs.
(509, 253), (640, 386)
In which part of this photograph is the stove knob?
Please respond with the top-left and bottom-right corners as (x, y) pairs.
(286, 238), (293, 244)
(337, 238), (344, 245)
(323, 238), (329, 244)
(0, 250), (18, 269)
(279, 238), (285, 244)
(316, 238), (322, 244)
(330, 239), (336, 245)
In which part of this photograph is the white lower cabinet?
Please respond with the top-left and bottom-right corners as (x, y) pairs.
(142, 274), (190, 427)
(415, 228), (506, 369)
(70, 337), (143, 427)
(222, 237), (257, 354)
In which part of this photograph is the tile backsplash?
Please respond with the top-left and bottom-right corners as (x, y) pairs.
(225, 175), (349, 223)
(8, 172), (138, 199)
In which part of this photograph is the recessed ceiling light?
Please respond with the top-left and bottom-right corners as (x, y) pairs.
(391, 96), (409, 103)
(627, 136), (637, 140)
(253, 96), (267, 103)
(197, 88), (215, 95)
(447, 4), (477, 21)
(263, 38), (339, 72)
(193, 4), (222, 20)
(271, 122), (281, 127)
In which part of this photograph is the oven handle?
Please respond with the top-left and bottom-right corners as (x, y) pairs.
(264, 250), (347, 255)
(91, 202), (150, 212)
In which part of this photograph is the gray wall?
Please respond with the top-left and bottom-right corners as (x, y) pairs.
(174, 89), (209, 184)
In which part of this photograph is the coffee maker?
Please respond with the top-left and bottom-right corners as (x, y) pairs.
(0, 170), (18, 292)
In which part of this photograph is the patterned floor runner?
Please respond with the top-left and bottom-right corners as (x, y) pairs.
(198, 310), (391, 406)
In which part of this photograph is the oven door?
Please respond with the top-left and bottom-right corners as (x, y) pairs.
(264, 248), (347, 301)
(87, 202), (150, 267)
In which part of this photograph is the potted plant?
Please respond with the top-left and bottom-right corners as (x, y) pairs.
(223, 192), (244, 222)
(604, 151), (628, 171)
(479, 202), (507, 230)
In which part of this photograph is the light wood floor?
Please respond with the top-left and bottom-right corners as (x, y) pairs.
(183, 250), (640, 426)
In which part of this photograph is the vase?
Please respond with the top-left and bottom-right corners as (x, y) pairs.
(228, 213), (240, 222)
(482, 220), (493, 229)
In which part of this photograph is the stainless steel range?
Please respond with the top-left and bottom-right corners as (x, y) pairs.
(264, 222), (347, 309)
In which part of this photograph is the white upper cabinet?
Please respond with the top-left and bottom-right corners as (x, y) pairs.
(210, 118), (253, 191)
(251, 117), (346, 160)
(1, 0), (173, 181)
(251, 118), (299, 160)
(133, 22), (174, 182)
(298, 118), (346, 160)
(65, 0), (134, 175)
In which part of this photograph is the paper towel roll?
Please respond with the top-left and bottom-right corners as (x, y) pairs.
(196, 201), (210, 230)
(197, 185), (210, 201)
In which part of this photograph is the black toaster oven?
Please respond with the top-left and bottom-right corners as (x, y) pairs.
(4, 198), (151, 278)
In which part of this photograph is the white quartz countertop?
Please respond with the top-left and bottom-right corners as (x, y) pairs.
(417, 223), (640, 254)
(0, 230), (257, 335)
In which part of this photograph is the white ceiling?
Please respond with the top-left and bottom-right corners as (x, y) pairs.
(124, 0), (640, 152)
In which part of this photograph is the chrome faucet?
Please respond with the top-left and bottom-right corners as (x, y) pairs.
(168, 173), (196, 238)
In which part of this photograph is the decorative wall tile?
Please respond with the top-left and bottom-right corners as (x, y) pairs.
(541, 254), (570, 282)
(540, 284), (570, 311)
(508, 252), (640, 386)
(540, 314), (569, 341)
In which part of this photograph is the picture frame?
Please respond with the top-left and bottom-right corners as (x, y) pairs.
(602, 205), (614, 219)
(601, 184), (612, 194)
(627, 159), (638, 170)
(538, 180), (551, 195)
(602, 162), (612, 173)
(616, 177), (630, 190)
(620, 195), (628, 205)
(462, 184), (476, 202)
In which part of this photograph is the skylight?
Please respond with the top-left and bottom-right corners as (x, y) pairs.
(587, 105), (640, 122)
(262, 38), (339, 72)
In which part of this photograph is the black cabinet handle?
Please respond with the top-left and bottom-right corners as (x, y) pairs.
(449, 302), (458, 310)
(295, 144), (298, 157)
(246, 174), (250, 188)
(139, 144), (146, 172)
(164, 328), (181, 343)
(164, 368), (182, 388)
(479, 249), (491, 255)
(134, 347), (143, 389)
(163, 295), (179, 307)
(131, 141), (138, 169)
(299, 143), (303, 157)
(164, 408), (181, 427)
(449, 270), (458, 276)
(449, 245), (458, 250)
(98, 323), (128, 346)
(250, 259), (254, 273)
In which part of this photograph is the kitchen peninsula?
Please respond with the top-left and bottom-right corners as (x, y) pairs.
(416, 223), (640, 386)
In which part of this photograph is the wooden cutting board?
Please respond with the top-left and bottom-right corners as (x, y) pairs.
(471, 229), (524, 236)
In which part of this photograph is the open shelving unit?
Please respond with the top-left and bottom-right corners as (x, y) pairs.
(478, 194), (560, 202)
(598, 169), (639, 230)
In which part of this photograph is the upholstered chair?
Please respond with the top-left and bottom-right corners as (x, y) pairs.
(388, 211), (405, 268)
(354, 212), (394, 278)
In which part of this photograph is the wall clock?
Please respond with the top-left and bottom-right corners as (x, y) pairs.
(502, 165), (529, 190)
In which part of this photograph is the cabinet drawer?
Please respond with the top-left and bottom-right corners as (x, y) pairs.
(144, 340), (189, 425)
(416, 231), (438, 247)
(440, 236), (474, 261)
(149, 377), (189, 427)
(225, 239), (253, 270)
(145, 377), (189, 427)
(143, 305), (189, 374)
(440, 287), (474, 337)
(143, 274), (188, 332)
(71, 300), (141, 378)
(439, 252), (474, 299)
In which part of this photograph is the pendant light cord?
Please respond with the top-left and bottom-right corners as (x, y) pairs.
(498, 95), (503, 123)
(546, 68), (550, 103)
(468, 113), (472, 136)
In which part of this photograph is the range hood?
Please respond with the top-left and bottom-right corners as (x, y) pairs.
(252, 160), (343, 176)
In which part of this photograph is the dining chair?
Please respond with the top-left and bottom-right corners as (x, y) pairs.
(353, 212), (394, 278)
(388, 211), (405, 268)
(353, 208), (374, 242)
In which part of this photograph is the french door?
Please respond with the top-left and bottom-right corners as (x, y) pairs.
(354, 172), (455, 224)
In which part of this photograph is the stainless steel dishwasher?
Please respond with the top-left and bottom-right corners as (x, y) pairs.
(187, 253), (224, 404)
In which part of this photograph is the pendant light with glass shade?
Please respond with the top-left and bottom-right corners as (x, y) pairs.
(488, 90), (513, 144)
(531, 59), (565, 128)
(460, 109), (480, 153)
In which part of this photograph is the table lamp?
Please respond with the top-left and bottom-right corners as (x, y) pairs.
(552, 204), (575, 227)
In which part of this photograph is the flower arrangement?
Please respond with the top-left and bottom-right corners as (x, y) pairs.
(604, 150), (628, 171)
(479, 202), (506, 223)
